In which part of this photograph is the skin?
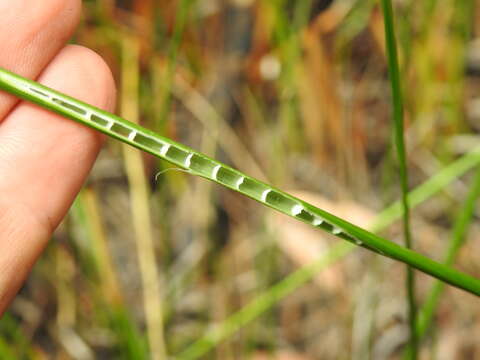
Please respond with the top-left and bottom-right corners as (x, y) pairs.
(0, 0), (116, 314)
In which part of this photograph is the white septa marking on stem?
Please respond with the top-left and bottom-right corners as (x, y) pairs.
(313, 217), (324, 226)
(29, 87), (49, 98)
(160, 144), (170, 156)
(128, 130), (137, 141)
(212, 165), (221, 180)
(332, 227), (342, 235)
(236, 177), (244, 189)
(261, 189), (271, 202)
(355, 239), (362, 245)
(292, 204), (303, 216)
(185, 153), (193, 167)
(106, 121), (114, 130)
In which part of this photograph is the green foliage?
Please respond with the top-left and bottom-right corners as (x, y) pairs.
(1, 1), (480, 358)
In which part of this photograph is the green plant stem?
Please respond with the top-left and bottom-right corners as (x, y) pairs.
(379, 0), (417, 357)
(0, 67), (479, 296)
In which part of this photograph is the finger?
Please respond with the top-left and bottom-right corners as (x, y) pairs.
(0, 45), (116, 313)
(0, 0), (81, 119)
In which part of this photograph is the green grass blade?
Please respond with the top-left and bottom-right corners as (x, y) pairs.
(176, 242), (354, 359)
(0, 67), (480, 297)
(371, 146), (480, 230)
(108, 306), (149, 360)
(379, 0), (417, 356)
(403, 167), (480, 358)
(0, 312), (31, 359)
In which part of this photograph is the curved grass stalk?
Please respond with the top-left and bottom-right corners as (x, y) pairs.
(1, 67), (480, 296)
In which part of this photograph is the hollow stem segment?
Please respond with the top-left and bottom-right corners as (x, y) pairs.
(1, 67), (480, 297)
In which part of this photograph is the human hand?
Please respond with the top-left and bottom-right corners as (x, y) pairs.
(0, 0), (116, 314)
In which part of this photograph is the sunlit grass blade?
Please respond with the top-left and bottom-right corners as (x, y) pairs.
(0, 67), (480, 297)
(121, 34), (167, 360)
(379, 0), (417, 356)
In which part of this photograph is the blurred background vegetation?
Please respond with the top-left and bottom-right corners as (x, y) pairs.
(2, 0), (480, 358)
